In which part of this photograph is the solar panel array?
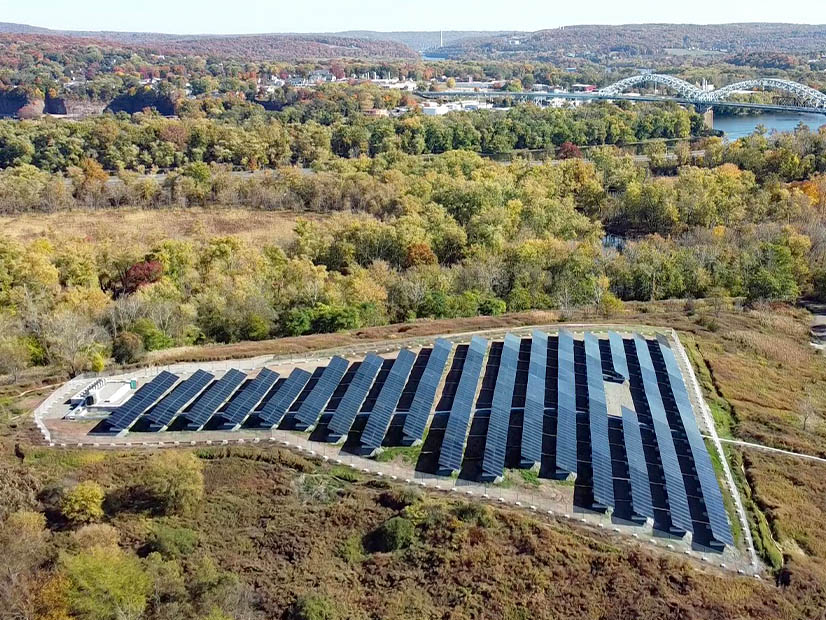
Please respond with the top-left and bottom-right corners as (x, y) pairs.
(105, 329), (733, 549)
(109, 371), (179, 431)
(258, 368), (311, 428)
(621, 406), (655, 522)
(609, 331), (629, 380)
(438, 336), (488, 475)
(481, 333), (520, 481)
(584, 333), (614, 510)
(327, 354), (384, 441)
(360, 349), (417, 453)
(293, 356), (350, 430)
(520, 330), (547, 469)
(556, 329), (578, 477)
(401, 338), (453, 445)
(656, 336), (734, 547)
(219, 368), (280, 427)
(633, 335), (694, 535)
(182, 368), (246, 430)
(144, 369), (214, 429)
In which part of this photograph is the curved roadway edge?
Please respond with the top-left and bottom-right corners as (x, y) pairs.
(669, 329), (760, 571)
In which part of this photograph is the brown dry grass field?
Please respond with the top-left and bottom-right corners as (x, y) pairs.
(0, 207), (316, 248)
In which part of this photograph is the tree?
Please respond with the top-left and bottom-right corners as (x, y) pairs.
(41, 311), (109, 377)
(0, 319), (29, 382)
(61, 481), (104, 525)
(122, 260), (163, 295)
(138, 451), (204, 516)
(60, 545), (151, 620)
(558, 141), (583, 160)
(800, 396), (819, 432)
(111, 332), (145, 365)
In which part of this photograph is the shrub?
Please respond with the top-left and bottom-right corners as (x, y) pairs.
(131, 318), (173, 352)
(60, 545), (151, 620)
(373, 516), (415, 552)
(61, 481), (104, 525)
(478, 293), (506, 316)
(146, 521), (199, 558)
(112, 332), (145, 364)
(138, 451), (204, 516)
(453, 502), (495, 527)
(290, 594), (338, 620)
(336, 534), (366, 564)
(378, 487), (422, 510)
(71, 524), (120, 550)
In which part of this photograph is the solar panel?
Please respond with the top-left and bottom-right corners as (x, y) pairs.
(144, 369), (214, 429)
(656, 335), (734, 547)
(556, 329), (578, 477)
(108, 371), (179, 431)
(293, 356), (350, 430)
(360, 349), (417, 453)
(609, 331), (629, 380)
(258, 368), (311, 428)
(585, 333), (614, 510)
(634, 335), (693, 535)
(220, 368), (280, 426)
(520, 330), (548, 468)
(182, 368), (246, 430)
(621, 406), (655, 522)
(327, 354), (384, 440)
(401, 338), (452, 445)
(438, 336), (488, 475)
(481, 333), (519, 481)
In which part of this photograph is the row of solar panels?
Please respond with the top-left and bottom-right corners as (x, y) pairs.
(106, 339), (454, 456)
(107, 329), (732, 548)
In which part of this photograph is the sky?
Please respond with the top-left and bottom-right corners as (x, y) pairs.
(2, 0), (826, 34)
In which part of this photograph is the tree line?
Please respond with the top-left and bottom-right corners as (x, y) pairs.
(2, 147), (825, 379)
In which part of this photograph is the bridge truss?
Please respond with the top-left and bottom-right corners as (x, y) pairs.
(599, 74), (826, 110)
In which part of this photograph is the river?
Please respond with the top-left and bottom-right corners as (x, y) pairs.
(713, 112), (826, 139)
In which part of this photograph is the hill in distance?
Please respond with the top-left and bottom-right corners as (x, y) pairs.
(437, 22), (826, 58)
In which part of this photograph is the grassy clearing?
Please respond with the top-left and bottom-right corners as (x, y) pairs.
(373, 444), (422, 465)
(0, 206), (315, 248)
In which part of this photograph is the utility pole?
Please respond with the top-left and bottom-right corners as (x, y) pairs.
(440, 30), (443, 48)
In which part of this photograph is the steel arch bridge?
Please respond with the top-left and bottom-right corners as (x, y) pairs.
(701, 79), (826, 109)
(599, 74), (826, 110)
(598, 74), (703, 99)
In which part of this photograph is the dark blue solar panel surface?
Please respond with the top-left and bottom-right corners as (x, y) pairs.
(621, 406), (655, 520)
(327, 354), (383, 438)
(183, 369), (246, 429)
(656, 336), (733, 546)
(609, 331), (629, 380)
(294, 356), (350, 429)
(521, 330), (547, 468)
(438, 336), (488, 474)
(109, 371), (179, 431)
(402, 338), (452, 443)
(482, 333), (519, 480)
(221, 368), (279, 425)
(633, 335), (693, 535)
(361, 349), (417, 451)
(556, 329), (578, 476)
(144, 369), (214, 427)
(585, 333), (614, 509)
(258, 368), (311, 427)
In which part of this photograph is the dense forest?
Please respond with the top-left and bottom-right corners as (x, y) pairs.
(3, 122), (826, 376)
